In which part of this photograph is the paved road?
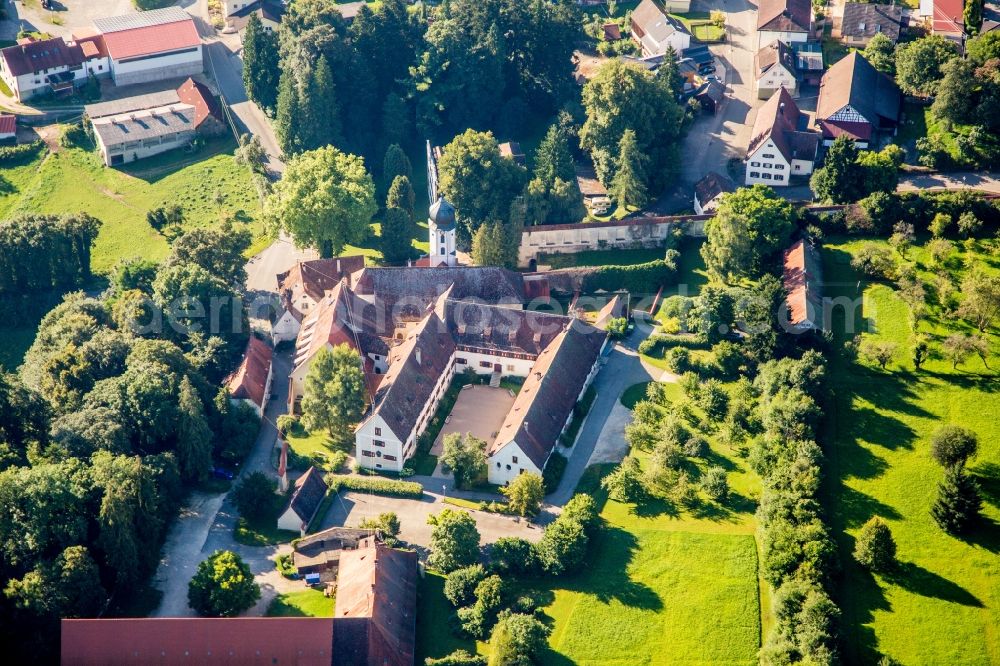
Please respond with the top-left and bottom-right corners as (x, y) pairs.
(897, 171), (1000, 194)
(319, 489), (545, 554)
(0, 0), (135, 40)
(547, 325), (660, 505)
(246, 233), (318, 293)
(182, 1), (285, 174)
(658, 0), (761, 212)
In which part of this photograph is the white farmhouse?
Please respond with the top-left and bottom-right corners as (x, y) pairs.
(0, 34), (109, 101)
(631, 0), (692, 57)
(745, 87), (818, 187)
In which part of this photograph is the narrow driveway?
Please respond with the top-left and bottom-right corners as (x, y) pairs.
(547, 327), (660, 505)
(151, 349), (295, 617)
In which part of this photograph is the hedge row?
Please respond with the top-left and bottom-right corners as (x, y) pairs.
(752, 352), (839, 665)
(637, 333), (710, 356)
(328, 475), (424, 499)
(0, 140), (43, 164)
(581, 255), (677, 295)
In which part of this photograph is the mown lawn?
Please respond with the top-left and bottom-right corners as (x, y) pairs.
(1, 137), (266, 274)
(265, 588), (335, 617)
(542, 455), (762, 665)
(822, 237), (1000, 665)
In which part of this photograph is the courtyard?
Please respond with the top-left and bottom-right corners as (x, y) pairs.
(430, 384), (517, 477)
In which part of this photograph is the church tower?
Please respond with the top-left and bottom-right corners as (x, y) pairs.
(428, 196), (457, 267)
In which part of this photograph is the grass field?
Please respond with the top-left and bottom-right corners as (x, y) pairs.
(822, 237), (1000, 664)
(0, 137), (266, 274)
(265, 588), (335, 617)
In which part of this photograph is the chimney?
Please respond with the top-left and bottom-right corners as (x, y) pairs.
(415, 348), (421, 365)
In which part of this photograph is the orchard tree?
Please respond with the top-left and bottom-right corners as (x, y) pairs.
(942, 333), (976, 368)
(501, 472), (544, 517)
(266, 146), (377, 257)
(380, 207), (413, 265)
(859, 339), (898, 370)
(188, 550), (261, 617)
(894, 35), (959, 96)
(440, 432), (488, 489)
(932, 467), (982, 534)
(930, 425), (979, 468)
(853, 517), (897, 572)
(701, 184), (796, 282)
(241, 13), (280, 112)
(301, 344), (366, 441)
(957, 268), (1000, 331)
(700, 466), (729, 501)
(580, 59), (684, 193)
(600, 455), (645, 502)
(427, 508), (481, 572)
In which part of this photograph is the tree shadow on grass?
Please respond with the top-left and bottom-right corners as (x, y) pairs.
(971, 462), (1000, 508)
(832, 552), (892, 664)
(833, 483), (902, 530)
(687, 491), (756, 522)
(542, 526), (663, 612)
(956, 516), (1000, 554)
(884, 561), (984, 607)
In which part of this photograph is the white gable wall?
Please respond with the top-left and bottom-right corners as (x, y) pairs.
(746, 139), (792, 186)
(757, 64), (798, 98)
(759, 29), (808, 45)
(488, 441), (543, 486)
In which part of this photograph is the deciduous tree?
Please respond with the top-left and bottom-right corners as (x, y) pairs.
(701, 185), (796, 282)
(894, 35), (959, 96)
(188, 550), (261, 617)
(301, 344), (366, 441)
(930, 425), (979, 468)
(440, 432), (488, 489)
(267, 146), (377, 257)
(853, 517), (896, 572)
(501, 472), (544, 517)
(427, 508), (481, 572)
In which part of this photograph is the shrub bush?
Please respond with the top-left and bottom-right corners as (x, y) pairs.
(542, 451), (568, 493)
(0, 140), (44, 165)
(581, 259), (677, 295)
(327, 475), (423, 499)
(444, 564), (487, 607)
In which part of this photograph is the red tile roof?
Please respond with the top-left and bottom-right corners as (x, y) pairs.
(176, 77), (222, 128)
(783, 239), (823, 328)
(100, 18), (200, 61)
(0, 115), (15, 136)
(277, 257), (366, 321)
(932, 0), (964, 34)
(0, 37), (84, 76)
(61, 617), (334, 665)
(334, 540), (418, 666)
(225, 336), (272, 408)
(758, 0), (812, 32)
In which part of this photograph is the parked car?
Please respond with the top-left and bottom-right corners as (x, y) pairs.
(700, 64), (716, 74)
(588, 196), (613, 216)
